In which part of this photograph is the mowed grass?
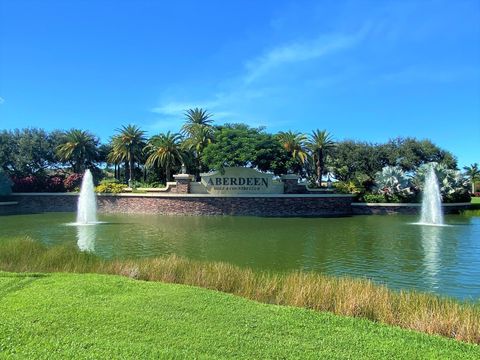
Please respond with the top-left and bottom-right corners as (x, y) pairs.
(0, 238), (479, 345)
(0, 272), (479, 359)
(464, 197), (480, 214)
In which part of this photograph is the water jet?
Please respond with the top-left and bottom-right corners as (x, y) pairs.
(419, 166), (444, 226)
(76, 169), (97, 225)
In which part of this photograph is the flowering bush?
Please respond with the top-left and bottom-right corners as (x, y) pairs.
(64, 173), (83, 192)
(45, 176), (65, 192)
(12, 176), (44, 192)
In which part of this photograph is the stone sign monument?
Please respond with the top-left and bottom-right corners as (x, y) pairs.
(199, 167), (284, 194)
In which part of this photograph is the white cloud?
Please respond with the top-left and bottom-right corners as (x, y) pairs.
(149, 25), (369, 131)
(0, 97), (4, 104)
(243, 29), (367, 84)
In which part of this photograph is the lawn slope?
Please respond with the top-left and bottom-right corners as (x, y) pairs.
(0, 272), (478, 359)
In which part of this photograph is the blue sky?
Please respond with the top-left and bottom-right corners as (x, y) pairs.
(0, 0), (479, 168)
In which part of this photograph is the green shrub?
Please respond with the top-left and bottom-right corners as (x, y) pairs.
(374, 166), (413, 199)
(334, 181), (364, 194)
(99, 178), (120, 185)
(95, 183), (125, 194)
(444, 190), (471, 203)
(414, 162), (470, 202)
(133, 181), (166, 188)
(363, 194), (387, 203)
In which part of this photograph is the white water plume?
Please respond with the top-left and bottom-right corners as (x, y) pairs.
(76, 169), (98, 224)
(419, 166), (444, 226)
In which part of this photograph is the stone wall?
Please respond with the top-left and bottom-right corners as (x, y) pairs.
(4, 193), (354, 217)
(1, 194), (77, 215)
(2, 194), (471, 217)
(97, 195), (353, 217)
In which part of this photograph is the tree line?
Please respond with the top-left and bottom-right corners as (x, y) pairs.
(1, 108), (477, 192)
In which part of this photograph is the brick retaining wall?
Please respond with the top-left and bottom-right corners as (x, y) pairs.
(2, 194), (471, 217)
(3, 194), (354, 217)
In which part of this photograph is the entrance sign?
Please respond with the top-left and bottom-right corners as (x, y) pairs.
(200, 167), (283, 194)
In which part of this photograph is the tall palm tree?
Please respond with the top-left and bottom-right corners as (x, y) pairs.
(183, 125), (214, 179)
(56, 129), (98, 173)
(109, 125), (146, 183)
(463, 163), (479, 193)
(181, 108), (213, 136)
(144, 132), (184, 181)
(307, 130), (335, 186)
(276, 131), (308, 166)
(181, 108), (215, 179)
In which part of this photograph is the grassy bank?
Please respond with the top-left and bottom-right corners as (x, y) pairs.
(461, 198), (480, 215)
(1, 272), (479, 359)
(0, 237), (479, 344)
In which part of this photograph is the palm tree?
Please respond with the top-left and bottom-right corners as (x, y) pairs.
(307, 130), (335, 186)
(276, 131), (308, 167)
(183, 125), (214, 179)
(463, 163), (479, 194)
(56, 129), (98, 173)
(144, 132), (184, 181)
(181, 108), (215, 179)
(109, 125), (146, 184)
(181, 108), (213, 136)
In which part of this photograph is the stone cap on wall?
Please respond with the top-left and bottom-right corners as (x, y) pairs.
(173, 174), (195, 180)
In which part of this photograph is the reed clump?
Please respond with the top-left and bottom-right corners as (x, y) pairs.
(0, 237), (478, 344)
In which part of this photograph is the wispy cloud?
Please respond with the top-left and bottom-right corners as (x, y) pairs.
(243, 28), (367, 84)
(149, 25), (370, 131)
(0, 97), (4, 105)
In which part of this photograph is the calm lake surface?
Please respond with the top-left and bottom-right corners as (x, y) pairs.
(1, 212), (479, 300)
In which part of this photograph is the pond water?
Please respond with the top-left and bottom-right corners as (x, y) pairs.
(1, 212), (479, 300)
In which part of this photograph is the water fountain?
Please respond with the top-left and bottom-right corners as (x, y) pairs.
(419, 166), (444, 225)
(76, 169), (98, 224)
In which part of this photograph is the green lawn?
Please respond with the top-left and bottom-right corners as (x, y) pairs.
(0, 272), (478, 359)
(471, 197), (480, 204)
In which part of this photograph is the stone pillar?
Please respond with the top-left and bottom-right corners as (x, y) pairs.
(281, 174), (301, 194)
(173, 174), (194, 194)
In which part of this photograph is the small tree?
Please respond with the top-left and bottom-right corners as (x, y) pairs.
(307, 130), (335, 186)
(144, 132), (184, 181)
(276, 131), (308, 174)
(463, 163), (479, 194)
(56, 129), (99, 173)
(109, 125), (146, 184)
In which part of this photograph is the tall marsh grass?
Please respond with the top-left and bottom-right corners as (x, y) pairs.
(0, 237), (479, 344)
